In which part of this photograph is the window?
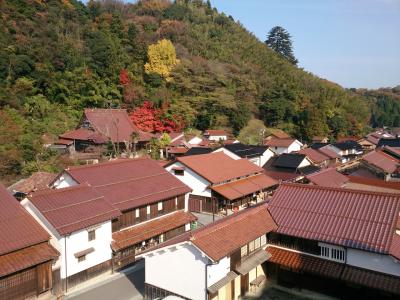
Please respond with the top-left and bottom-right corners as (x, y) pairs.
(158, 202), (163, 211)
(88, 229), (96, 241)
(319, 242), (345, 262)
(320, 246), (330, 258)
(260, 235), (267, 246)
(77, 255), (86, 262)
(241, 245), (248, 257)
(174, 169), (184, 176)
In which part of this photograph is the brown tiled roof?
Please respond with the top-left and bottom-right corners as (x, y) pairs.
(111, 211), (196, 251)
(267, 246), (400, 295)
(29, 183), (121, 236)
(0, 242), (59, 277)
(190, 203), (277, 261)
(84, 108), (152, 142)
(55, 138), (74, 145)
(341, 265), (400, 295)
(306, 168), (349, 188)
(389, 234), (400, 260)
(60, 127), (108, 144)
(384, 146), (400, 158)
(345, 176), (400, 194)
(317, 146), (340, 159)
(267, 247), (343, 279)
(265, 138), (298, 148)
(298, 148), (329, 164)
(263, 170), (301, 182)
(0, 184), (50, 256)
(63, 159), (191, 211)
(211, 174), (277, 201)
(269, 183), (400, 254)
(269, 131), (291, 139)
(204, 129), (227, 136)
(95, 172), (191, 211)
(176, 152), (263, 184)
(362, 150), (400, 173)
(9, 172), (57, 194)
(167, 147), (188, 154)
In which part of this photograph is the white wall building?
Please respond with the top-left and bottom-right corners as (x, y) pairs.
(265, 139), (303, 155)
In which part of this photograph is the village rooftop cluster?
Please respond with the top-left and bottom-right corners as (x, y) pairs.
(1, 108), (400, 300)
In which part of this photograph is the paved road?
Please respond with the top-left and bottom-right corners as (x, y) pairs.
(65, 266), (144, 300)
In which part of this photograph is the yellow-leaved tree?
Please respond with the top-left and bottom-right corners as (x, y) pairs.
(144, 39), (179, 82)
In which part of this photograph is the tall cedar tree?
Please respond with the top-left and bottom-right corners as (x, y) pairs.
(265, 26), (298, 65)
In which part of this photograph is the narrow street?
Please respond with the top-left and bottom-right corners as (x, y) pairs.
(65, 264), (144, 300)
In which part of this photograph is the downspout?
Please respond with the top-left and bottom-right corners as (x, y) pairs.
(205, 260), (218, 300)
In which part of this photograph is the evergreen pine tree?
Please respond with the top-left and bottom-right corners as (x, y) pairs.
(265, 26), (298, 65)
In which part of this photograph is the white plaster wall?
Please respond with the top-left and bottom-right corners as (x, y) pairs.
(207, 256), (230, 287)
(21, 199), (63, 270)
(212, 148), (241, 160)
(166, 162), (211, 197)
(347, 248), (400, 277)
(51, 172), (78, 189)
(188, 136), (203, 145)
(259, 149), (274, 167)
(298, 158), (311, 168)
(272, 147), (289, 155)
(60, 221), (113, 278)
(145, 243), (209, 300)
(287, 141), (302, 153)
(208, 135), (227, 141)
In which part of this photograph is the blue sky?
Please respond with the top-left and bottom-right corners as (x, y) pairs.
(211, 0), (400, 89)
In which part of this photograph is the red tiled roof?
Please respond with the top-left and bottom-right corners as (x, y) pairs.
(341, 265), (400, 295)
(95, 172), (191, 211)
(0, 184), (50, 256)
(111, 211), (196, 251)
(29, 183), (121, 236)
(9, 172), (57, 194)
(306, 168), (349, 188)
(84, 108), (152, 142)
(167, 147), (188, 154)
(298, 148), (329, 164)
(204, 130), (227, 136)
(60, 127), (108, 144)
(176, 152), (263, 184)
(345, 176), (400, 194)
(190, 203), (277, 261)
(265, 138), (297, 148)
(317, 146), (340, 159)
(0, 242), (59, 277)
(389, 234), (400, 260)
(65, 158), (166, 187)
(63, 159), (191, 211)
(268, 183), (400, 254)
(384, 146), (400, 158)
(211, 174), (277, 201)
(55, 138), (73, 146)
(263, 170), (301, 182)
(267, 246), (400, 295)
(362, 150), (400, 173)
(267, 247), (343, 279)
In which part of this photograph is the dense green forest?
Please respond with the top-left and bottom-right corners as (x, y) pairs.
(0, 0), (398, 182)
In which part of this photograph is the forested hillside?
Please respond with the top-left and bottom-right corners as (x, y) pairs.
(0, 0), (393, 182)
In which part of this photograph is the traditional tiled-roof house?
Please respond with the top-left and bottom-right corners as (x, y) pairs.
(165, 152), (277, 215)
(264, 138), (303, 154)
(22, 184), (120, 292)
(56, 109), (152, 153)
(0, 184), (58, 300)
(143, 203), (277, 300)
(213, 143), (275, 167)
(267, 184), (400, 298)
(204, 129), (228, 141)
(51, 159), (195, 269)
(361, 149), (400, 181)
(305, 168), (349, 188)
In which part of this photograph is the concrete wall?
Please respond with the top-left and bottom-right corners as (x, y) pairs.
(166, 162), (211, 197)
(347, 248), (400, 277)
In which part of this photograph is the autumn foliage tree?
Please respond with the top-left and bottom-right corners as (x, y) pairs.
(130, 101), (184, 133)
(144, 39), (179, 81)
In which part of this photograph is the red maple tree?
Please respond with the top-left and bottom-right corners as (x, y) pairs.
(130, 101), (184, 133)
